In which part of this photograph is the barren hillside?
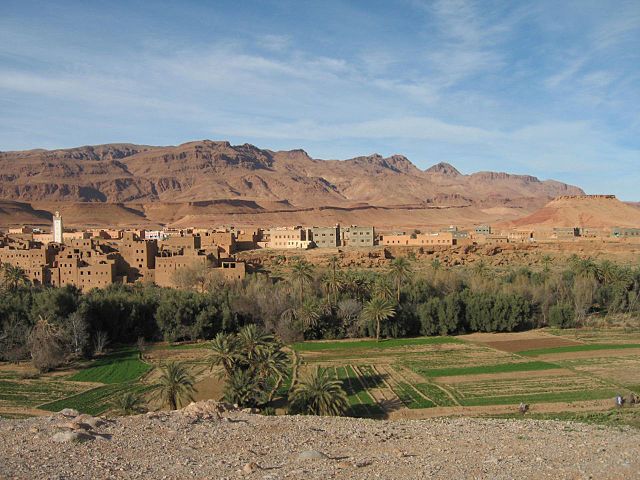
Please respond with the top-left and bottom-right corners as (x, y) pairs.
(508, 195), (640, 229)
(0, 140), (586, 227)
(1, 404), (638, 479)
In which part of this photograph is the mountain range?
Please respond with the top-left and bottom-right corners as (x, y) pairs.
(0, 140), (588, 228)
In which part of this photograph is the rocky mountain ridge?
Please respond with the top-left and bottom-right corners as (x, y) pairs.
(0, 140), (583, 208)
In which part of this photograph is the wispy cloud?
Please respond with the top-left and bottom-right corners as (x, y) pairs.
(0, 0), (638, 198)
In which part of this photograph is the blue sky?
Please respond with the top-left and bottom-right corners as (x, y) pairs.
(1, 0), (639, 199)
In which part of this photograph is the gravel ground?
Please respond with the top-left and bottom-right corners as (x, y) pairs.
(0, 402), (638, 479)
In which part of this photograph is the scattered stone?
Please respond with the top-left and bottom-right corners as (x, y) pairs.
(297, 450), (328, 461)
(51, 431), (94, 443)
(1, 403), (638, 479)
(181, 400), (230, 420)
(58, 408), (80, 418)
(242, 462), (259, 474)
(77, 415), (104, 429)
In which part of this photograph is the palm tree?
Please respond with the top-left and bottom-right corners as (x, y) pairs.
(155, 362), (196, 410)
(113, 392), (145, 415)
(388, 257), (413, 302)
(209, 332), (239, 378)
(289, 260), (315, 303)
(1, 263), (29, 291)
(372, 276), (394, 302)
(342, 271), (371, 302)
(224, 369), (261, 406)
(323, 256), (342, 305)
(361, 297), (396, 342)
(297, 300), (321, 331)
(289, 367), (348, 416)
(237, 324), (273, 362)
(254, 347), (290, 402)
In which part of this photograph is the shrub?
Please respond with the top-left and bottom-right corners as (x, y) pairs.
(549, 303), (575, 328)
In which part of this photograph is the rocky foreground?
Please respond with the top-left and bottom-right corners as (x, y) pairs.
(1, 401), (638, 479)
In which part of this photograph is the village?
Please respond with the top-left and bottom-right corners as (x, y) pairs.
(1, 196), (639, 292)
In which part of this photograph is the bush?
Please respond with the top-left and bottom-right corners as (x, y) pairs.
(549, 303), (575, 328)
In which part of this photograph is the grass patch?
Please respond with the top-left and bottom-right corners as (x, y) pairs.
(408, 361), (558, 378)
(68, 354), (151, 384)
(459, 388), (618, 406)
(518, 344), (640, 356)
(292, 336), (462, 352)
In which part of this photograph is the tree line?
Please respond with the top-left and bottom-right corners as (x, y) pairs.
(2, 254), (640, 368)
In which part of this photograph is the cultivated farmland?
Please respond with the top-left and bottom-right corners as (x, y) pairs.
(295, 328), (640, 419)
(1, 328), (639, 420)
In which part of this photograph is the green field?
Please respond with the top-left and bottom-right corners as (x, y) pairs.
(0, 349), (155, 417)
(68, 353), (151, 384)
(3, 329), (639, 420)
(331, 365), (384, 417)
(406, 360), (558, 378)
(0, 379), (87, 408)
(40, 383), (153, 415)
(292, 330), (639, 417)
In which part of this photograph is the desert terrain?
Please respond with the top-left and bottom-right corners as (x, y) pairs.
(1, 406), (638, 479)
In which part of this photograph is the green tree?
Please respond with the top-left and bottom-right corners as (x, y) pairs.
(224, 369), (261, 406)
(155, 362), (196, 410)
(323, 256), (342, 305)
(113, 391), (146, 415)
(289, 367), (348, 416)
(297, 299), (321, 332)
(209, 332), (239, 378)
(360, 297), (396, 341)
(388, 257), (413, 302)
(289, 260), (315, 303)
(1, 263), (29, 291)
(549, 303), (575, 328)
(212, 326), (292, 408)
(237, 324), (273, 362)
(27, 316), (66, 373)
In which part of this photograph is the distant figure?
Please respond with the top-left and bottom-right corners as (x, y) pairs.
(519, 402), (529, 415)
(629, 393), (638, 406)
(615, 395), (625, 408)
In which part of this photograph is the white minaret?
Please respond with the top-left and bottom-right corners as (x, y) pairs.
(53, 211), (64, 244)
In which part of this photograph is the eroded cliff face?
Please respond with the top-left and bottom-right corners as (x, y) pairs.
(0, 140), (583, 206)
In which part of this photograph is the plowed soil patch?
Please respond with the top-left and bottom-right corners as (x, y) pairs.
(483, 337), (582, 353)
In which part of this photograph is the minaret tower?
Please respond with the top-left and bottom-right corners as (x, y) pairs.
(53, 211), (64, 244)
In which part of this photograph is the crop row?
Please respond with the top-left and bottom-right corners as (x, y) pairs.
(0, 380), (87, 408)
(39, 383), (153, 415)
(68, 357), (151, 384)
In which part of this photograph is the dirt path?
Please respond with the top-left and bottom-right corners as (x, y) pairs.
(0, 407), (51, 417)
